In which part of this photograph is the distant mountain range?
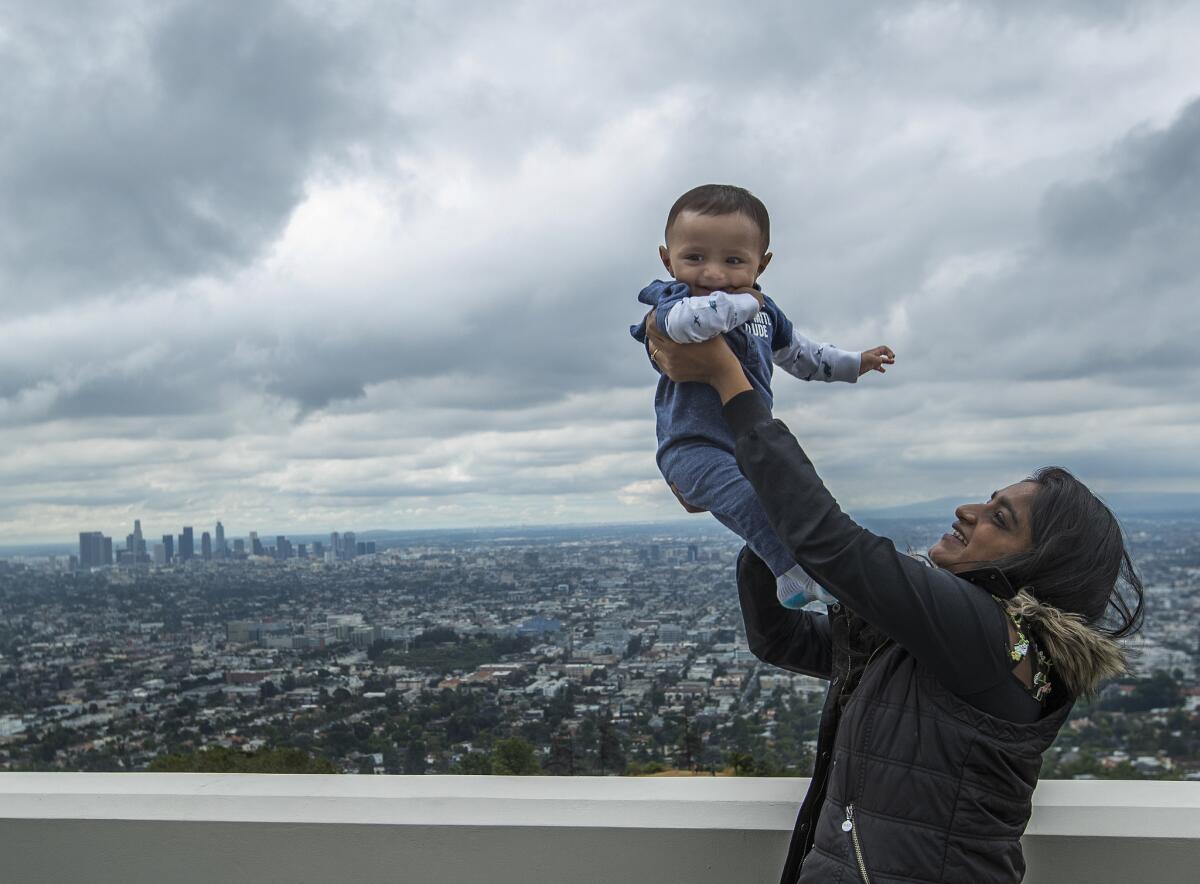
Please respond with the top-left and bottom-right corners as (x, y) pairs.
(855, 491), (1200, 521)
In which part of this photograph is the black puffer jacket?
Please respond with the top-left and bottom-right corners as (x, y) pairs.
(726, 392), (1125, 883)
(740, 550), (1074, 883)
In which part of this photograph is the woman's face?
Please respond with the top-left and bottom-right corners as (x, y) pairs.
(928, 481), (1038, 572)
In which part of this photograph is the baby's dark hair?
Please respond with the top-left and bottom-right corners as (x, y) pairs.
(665, 184), (770, 250)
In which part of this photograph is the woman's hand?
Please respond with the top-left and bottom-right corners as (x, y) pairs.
(645, 309), (753, 403)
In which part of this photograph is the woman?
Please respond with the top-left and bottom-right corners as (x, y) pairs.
(644, 320), (1143, 884)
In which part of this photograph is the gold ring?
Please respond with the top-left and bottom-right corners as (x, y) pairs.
(651, 348), (661, 361)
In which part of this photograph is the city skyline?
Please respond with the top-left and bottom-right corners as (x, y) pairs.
(73, 518), (376, 568)
(2, 483), (1199, 555)
(3, 3), (1200, 545)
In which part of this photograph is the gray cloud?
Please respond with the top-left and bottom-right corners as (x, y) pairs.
(1, 0), (1199, 542)
(0, 0), (386, 312)
(1042, 97), (1200, 254)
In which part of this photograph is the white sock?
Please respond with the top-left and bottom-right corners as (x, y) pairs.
(776, 566), (836, 610)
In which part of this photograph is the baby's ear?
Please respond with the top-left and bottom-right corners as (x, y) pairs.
(757, 251), (773, 276)
(659, 245), (672, 274)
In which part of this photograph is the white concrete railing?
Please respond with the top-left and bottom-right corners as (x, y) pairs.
(0, 774), (1198, 883)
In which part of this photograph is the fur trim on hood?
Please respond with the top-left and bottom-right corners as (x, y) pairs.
(1005, 589), (1127, 698)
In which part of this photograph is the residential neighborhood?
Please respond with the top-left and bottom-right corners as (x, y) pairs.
(2, 517), (1197, 779)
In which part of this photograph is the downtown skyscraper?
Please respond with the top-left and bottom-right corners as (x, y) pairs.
(78, 532), (112, 568)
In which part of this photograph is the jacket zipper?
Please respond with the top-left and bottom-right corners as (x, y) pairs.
(842, 804), (873, 884)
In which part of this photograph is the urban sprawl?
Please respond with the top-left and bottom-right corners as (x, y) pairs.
(2, 517), (1198, 779)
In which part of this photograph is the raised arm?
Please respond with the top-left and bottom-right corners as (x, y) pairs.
(772, 329), (861, 383)
(724, 392), (1010, 694)
(642, 315), (1007, 694)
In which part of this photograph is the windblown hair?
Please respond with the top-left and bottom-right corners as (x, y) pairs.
(665, 184), (770, 250)
(996, 467), (1144, 639)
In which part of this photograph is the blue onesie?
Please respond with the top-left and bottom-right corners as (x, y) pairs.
(631, 279), (860, 607)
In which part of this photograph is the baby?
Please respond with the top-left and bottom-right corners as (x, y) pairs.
(631, 184), (895, 608)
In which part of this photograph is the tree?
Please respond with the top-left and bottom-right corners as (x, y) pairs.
(649, 685), (666, 708)
(453, 752), (494, 775)
(545, 686), (575, 725)
(324, 723), (357, 756)
(149, 747), (337, 774)
(679, 705), (701, 771)
(577, 718), (599, 773)
(598, 716), (626, 775)
(446, 710), (478, 743)
(383, 748), (402, 775)
(1106, 671), (1183, 713)
(492, 737), (540, 775)
(31, 727), (72, 764)
(544, 731), (576, 776)
(727, 751), (755, 776)
(414, 627), (458, 647)
(404, 740), (428, 775)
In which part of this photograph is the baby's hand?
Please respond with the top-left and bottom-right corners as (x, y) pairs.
(727, 286), (766, 309)
(859, 346), (896, 376)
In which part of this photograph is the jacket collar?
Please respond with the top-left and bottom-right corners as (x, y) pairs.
(955, 565), (1018, 599)
(953, 565), (1126, 696)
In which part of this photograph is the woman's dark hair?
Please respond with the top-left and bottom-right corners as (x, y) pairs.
(997, 467), (1144, 638)
(665, 184), (770, 249)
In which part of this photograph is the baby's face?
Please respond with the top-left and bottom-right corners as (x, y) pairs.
(659, 210), (771, 297)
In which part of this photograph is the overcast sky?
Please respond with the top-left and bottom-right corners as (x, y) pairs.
(2, 0), (1199, 544)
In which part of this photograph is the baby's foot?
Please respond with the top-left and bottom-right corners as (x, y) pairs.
(776, 566), (836, 609)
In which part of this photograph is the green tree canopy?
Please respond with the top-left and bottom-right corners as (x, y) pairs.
(453, 752), (494, 775)
(149, 746), (337, 774)
(491, 737), (540, 775)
